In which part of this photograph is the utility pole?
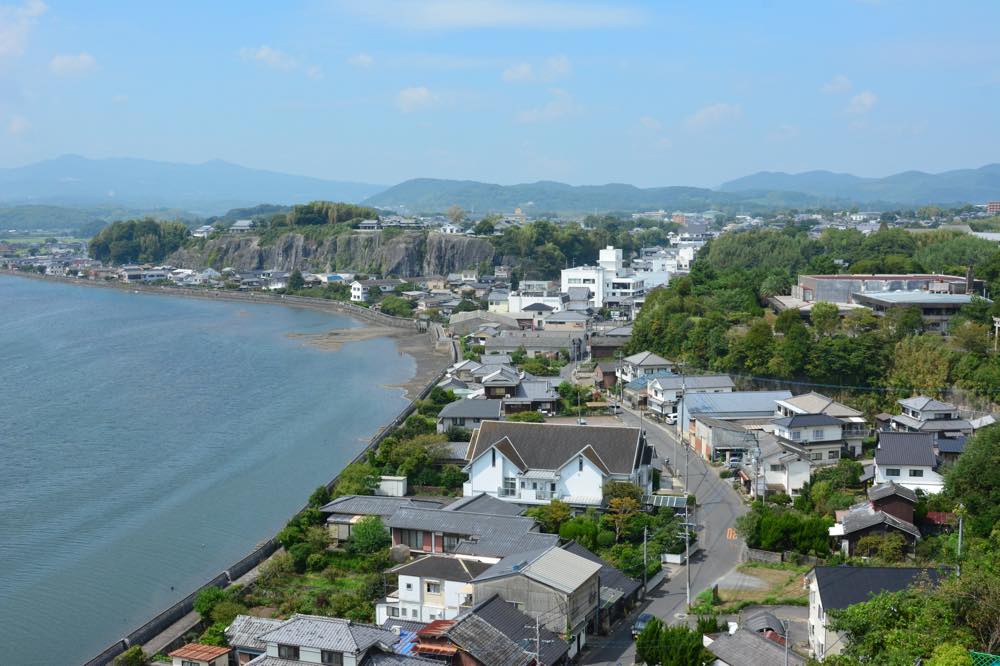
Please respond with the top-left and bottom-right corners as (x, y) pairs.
(643, 526), (648, 592)
(956, 502), (965, 577)
(685, 501), (691, 608)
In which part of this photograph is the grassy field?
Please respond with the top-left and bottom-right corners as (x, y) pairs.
(713, 561), (810, 611)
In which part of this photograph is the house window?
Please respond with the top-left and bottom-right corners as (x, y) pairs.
(502, 477), (517, 497)
(182, 661), (200, 666)
(398, 529), (424, 549)
(389, 607), (400, 617)
(411, 608), (419, 617)
(828, 450), (840, 460)
(579, 456), (584, 472)
(770, 464), (783, 472)
(886, 468), (901, 477)
(909, 469), (924, 478)
(443, 535), (460, 552)
(491, 449), (496, 467)
(792, 431), (802, 441)
(810, 452), (823, 461)
(278, 645), (301, 660)
(813, 429), (825, 440)
(426, 581), (441, 594)
(455, 417), (466, 426)
(405, 582), (413, 591)
(551, 482), (557, 493)
(322, 651), (344, 666)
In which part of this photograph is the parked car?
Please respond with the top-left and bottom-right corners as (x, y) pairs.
(664, 412), (678, 424)
(632, 613), (655, 639)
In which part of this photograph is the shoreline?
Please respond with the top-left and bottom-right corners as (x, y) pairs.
(1, 270), (451, 400)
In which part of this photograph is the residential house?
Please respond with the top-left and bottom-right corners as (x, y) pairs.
(873, 431), (945, 494)
(238, 613), (416, 666)
(501, 378), (560, 415)
(411, 594), (568, 666)
(588, 325), (632, 359)
(690, 415), (754, 463)
(736, 432), (811, 498)
(471, 545), (601, 658)
(320, 496), (444, 544)
(192, 224), (215, 238)
(487, 290), (509, 313)
(621, 369), (674, 410)
(462, 420), (653, 507)
(889, 396), (971, 445)
(647, 374), (734, 417)
(384, 506), (558, 559)
(806, 567), (946, 660)
(377, 555), (492, 624)
(507, 289), (567, 315)
(561, 541), (640, 631)
(616, 351), (673, 384)
(351, 279), (400, 303)
(540, 310), (591, 331)
(772, 414), (847, 465)
(436, 399), (503, 433)
(679, 391), (793, 442)
(442, 492), (525, 517)
(168, 644), (230, 666)
(230, 219), (256, 233)
(484, 330), (585, 360)
(775, 392), (868, 456)
(226, 615), (283, 664)
(829, 482), (921, 557)
(594, 362), (618, 391)
(704, 628), (805, 666)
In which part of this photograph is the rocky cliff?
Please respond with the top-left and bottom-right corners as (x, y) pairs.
(167, 231), (495, 277)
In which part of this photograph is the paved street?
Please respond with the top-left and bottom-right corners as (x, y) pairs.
(582, 406), (748, 665)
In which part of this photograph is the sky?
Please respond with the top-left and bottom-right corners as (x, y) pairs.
(0, 0), (998, 188)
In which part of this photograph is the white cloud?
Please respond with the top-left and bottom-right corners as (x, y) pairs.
(395, 86), (437, 112)
(639, 115), (662, 130)
(821, 74), (852, 94)
(48, 52), (97, 76)
(684, 102), (742, 129)
(502, 54), (571, 82)
(0, 0), (46, 60)
(7, 114), (28, 135)
(516, 88), (579, 123)
(344, 0), (641, 30)
(307, 65), (323, 80)
(348, 52), (374, 67)
(238, 45), (297, 70)
(847, 90), (877, 114)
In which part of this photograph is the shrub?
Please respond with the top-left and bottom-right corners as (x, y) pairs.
(719, 469), (733, 479)
(768, 492), (792, 506)
(597, 530), (616, 548)
(308, 485), (332, 509)
(445, 426), (472, 442)
(113, 646), (147, 666)
(439, 464), (467, 490)
(193, 586), (226, 616)
(210, 599), (247, 625)
(307, 552), (329, 572)
(350, 516), (391, 555)
(506, 411), (545, 423)
(289, 542), (313, 574)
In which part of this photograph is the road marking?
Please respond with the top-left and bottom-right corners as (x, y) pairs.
(726, 527), (737, 540)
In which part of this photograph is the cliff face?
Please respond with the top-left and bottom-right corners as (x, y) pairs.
(167, 231), (495, 277)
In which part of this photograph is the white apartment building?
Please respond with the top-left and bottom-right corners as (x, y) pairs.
(376, 555), (491, 624)
(560, 246), (645, 310)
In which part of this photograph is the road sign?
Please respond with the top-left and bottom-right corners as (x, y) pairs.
(726, 527), (737, 540)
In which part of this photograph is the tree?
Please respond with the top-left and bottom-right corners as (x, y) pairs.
(332, 462), (379, 496)
(887, 335), (951, 396)
(927, 643), (974, 666)
(526, 500), (572, 533)
(604, 481), (644, 503)
(193, 586), (226, 616)
(452, 299), (480, 313)
(112, 646), (147, 666)
(88, 218), (190, 264)
(855, 532), (907, 562)
(446, 205), (465, 225)
(810, 301), (840, 337)
(946, 425), (1000, 537)
(379, 295), (415, 317)
(350, 516), (391, 554)
(636, 618), (712, 666)
(473, 219), (495, 236)
(604, 497), (641, 542)
(288, 269), (305, 290)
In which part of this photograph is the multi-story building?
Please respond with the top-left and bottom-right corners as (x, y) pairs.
(772, 413), (846, 465)
(888, 396), (971, 444)
(775, 392), (868, 457)
(560, 246), (646, 317)
(376, 555), (491, 624)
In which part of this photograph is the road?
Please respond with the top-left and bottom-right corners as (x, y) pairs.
(582, 406), (748, 665)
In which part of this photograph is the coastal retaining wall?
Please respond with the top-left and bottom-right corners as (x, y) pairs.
(83, 343), (448, 665)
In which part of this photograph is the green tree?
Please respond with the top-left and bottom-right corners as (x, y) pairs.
(379, 295), (415, 317)
(288, 269), (305, 290)
(332, 462), (379, 496)
(604, 497), (641, 542)
(636, 618), (712, 666)
(927, 643), (974, 666)
(946, 425), (1000, 537)
(887, 335), (951, 396)
(112, 646), (147, 666)
(473, 219), (495, 235)
(526, 499), (572, 533)
(193, 586), (226, 616)
(810, 301), (841, 337)
(350, 516), (391, 554)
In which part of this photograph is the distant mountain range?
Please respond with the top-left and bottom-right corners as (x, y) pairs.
(0, 155), (385, 214)
(2, 156), (998, 230)
(362, 178), (825, 214)
(720, 164), (1000, 205)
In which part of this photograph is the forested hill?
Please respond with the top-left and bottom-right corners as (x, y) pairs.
(626, 226), (1000, 414)
(720, 163), (1000, 205)
(363, 178), (829, 214)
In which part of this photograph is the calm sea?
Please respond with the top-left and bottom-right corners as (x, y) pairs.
(0, 275), (414, 665)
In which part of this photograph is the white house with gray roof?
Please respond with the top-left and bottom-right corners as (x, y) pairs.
(874, 431), (945, 494)
(616, 351), (673, 384)
(239, 614), (403, 666)
(376, 555), (492, 625)
(462, 421), (653, 507)
(889, 396), (971, 444)
(775, 392), (868, 455)
(646, 373), (734, 416)
(435, 399), (503, 433)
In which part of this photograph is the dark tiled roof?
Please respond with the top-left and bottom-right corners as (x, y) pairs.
(379, 619), (427, 634)
(875, 432), (937, 467)
(867, 481), (917, 503)
(362, 652), (442, 666)
(226, 615), (283, 650)
(391, 556), (492, 581)
(809, 566), (947, 610)
(773, 413), (843, 428)
(899, 396), (955, 411)
(839, 504), (921, 539)
(320, 496), (444, 518)
(451, 530), (558, 558)
(936, 436), (967, 453)
(444, 493), (525, 516)
(562, 541), (640, 599)
(449, 594), (568, 666)
(437, 399), (503, 419)
(706, 629), (805, 666)
(385, 507), (551, 557)
(742, 611), (784, 636)
(468, 421), (643, 476)
(257, 615), (399, 654)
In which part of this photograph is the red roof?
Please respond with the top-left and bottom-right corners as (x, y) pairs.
(169, 643), (231, 661)
(417, 619), (456, 637)
(415, 643), (459, 656)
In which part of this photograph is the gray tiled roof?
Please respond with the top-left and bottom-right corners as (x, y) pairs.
(649, 374), (734, 390)
(448, 594), (567, 666)
(810, 566), (947, 610)
(437, 399), (503, 420)
(773, 413), (843, 428)
(561, 541), (640, 600)
(386, 506), (550, 557)
(362, 652), (443, 666)
(839, 503), (921, 539)
(320, 496), (444, 518)
(452, 529), (558, 558)
(226, 615), (283, 650)
(474, 546), (600, 594)
(890, 413), (971, 432)
(448, 614), (532, 666)
(444, 493), (525, 516)
(875, 432), (937, 467)
(706, 629), (805, 666)
(256, 615), (399, 654)
(390, 555), (492, 581)
(742, 611), (784, 636)
(245, 657), (311, 666)
(623, 351), (671, 366)
(899, 396), (956, 411)
(468, 421), (643, 476)
(867, 481), (917, 503)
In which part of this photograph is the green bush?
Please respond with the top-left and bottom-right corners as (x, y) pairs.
(597, 530), (616, 548)
(349, 516), (391, 555)
(193, 586), (226, 616)
(289, 543), (313, 574)
(719, 469), (733, 479)
(112, 646), (147, 666)
(506, 411), (545, 423)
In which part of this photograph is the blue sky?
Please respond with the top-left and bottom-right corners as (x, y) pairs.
(0, 0), (998, 187)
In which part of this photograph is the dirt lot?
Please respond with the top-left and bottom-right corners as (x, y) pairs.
(716, 562), (809, 607)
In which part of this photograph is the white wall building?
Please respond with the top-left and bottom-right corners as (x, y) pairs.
(376, 555), (491, 624)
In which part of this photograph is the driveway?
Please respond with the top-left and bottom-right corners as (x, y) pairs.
(582, 407), (748, 665)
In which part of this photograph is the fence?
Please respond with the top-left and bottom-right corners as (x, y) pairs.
(744, 547), (783, 564)
(971, 651), (1000, 666)
(84, 352), (448, 665)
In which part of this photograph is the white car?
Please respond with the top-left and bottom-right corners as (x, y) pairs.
(664, 412), (678, 424)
